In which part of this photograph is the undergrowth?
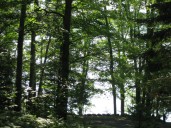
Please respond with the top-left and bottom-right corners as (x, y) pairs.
(0, 111), (86, 128)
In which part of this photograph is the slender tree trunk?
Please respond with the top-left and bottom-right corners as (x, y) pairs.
(29, 31), (36, 98)
(107, 29), (117, 115)
(134, 58), (141, 111)
(130, 25), (142, 128)
(130, 25), (142, 118)
(38, 36), (51, 95)
(29, 0), (40, 96)
(112, 87), (117, 115)
(106, 22), (117, 115)
(118, 47), (125, 115)
(78, 59), (89, 116)
(120, 84), (125, 115)
(104, 7), (117, 115)
(27, 0), (40, 111)
(15, 0), (27, 111)
(55, 0), (73, 120)
(145, 2), (155, 118)
(27, 31), (36, 112)
(145, 77), (152, 117)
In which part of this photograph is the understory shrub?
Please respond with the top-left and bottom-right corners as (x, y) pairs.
(0, 111), (86, 128)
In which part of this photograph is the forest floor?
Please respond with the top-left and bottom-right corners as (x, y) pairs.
(1, 111), (171, 128)
(82, 115), (171, 128)
(82, 115), (134, 128)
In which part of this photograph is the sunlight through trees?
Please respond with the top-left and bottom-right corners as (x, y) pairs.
(0, 0), (171, 127)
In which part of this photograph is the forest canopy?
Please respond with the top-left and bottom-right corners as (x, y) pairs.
(0, 0), (171, 127)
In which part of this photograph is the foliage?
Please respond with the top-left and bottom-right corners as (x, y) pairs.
(0, 111), (87, 128)
(0, 0), (171, 126)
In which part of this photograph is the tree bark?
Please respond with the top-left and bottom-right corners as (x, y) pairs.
(145, 6), (154, 118)
(104, 6), (117, 115)
(78, 58), (89, 116)
(29, 31), (36, 98)
(38, 36), (51, 95)
(134, 58), (141, 111)
(27, 0), (40, 111)
(118, 47), (125, 115)
(55, 0), (73, 120)
(120, 84), (125, 115)
(15, 0), (27, 111)
(27, 31), (36, 112)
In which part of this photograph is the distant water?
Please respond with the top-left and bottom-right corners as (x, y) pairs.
(85, 90), (171, 122)
(84, 91), (120, 114)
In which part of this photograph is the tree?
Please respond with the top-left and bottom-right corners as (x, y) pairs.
(145, 1), (171, 117)
(55, 0), (73, 120)
(14, 0), (27, 111)
(1, 0), (171, 125)
(103, 5), (117, 115)
(0, 50), (15, 110)
(135, 1), (171, 125)
(0, 0), (18, 110)
(28, 0), (40, 99)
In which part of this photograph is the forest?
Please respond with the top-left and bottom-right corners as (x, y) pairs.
(0, 0), (171, 128)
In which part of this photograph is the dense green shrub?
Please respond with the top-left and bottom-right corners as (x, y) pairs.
(0, 111), (86, 128)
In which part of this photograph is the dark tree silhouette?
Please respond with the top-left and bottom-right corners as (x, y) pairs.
(15, 0), (27, 111)
(55, 0), (73, 120)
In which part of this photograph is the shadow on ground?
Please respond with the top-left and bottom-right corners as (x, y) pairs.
(83, 115), (134, 128)
(82, 115), (171, 128)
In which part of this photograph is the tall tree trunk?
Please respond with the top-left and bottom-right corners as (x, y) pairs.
(29, 0), (40, 96)
(78, 58), (89, 116)
(145, 5), (154, 118)
(15, 0), (27, 111)
(27, 0), (39, 111)
(29, 31), (36, 98)
(104, 6), (117, 115)
(55, 0), (73, 120)
(134, 59), (141, 110)
(130, 24), (142, 118)
(38, 36), (51, 95)
(120, 84), (125, 115)
(130, 25), (143, 128)
(134, 58), (142, 121)
(118, 47), (125, 115)
(27, 31), (36, 112)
